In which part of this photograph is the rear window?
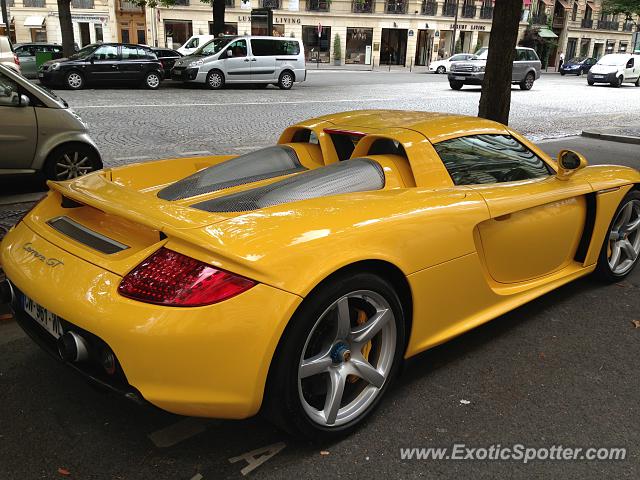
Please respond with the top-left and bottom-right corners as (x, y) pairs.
(250, 39), (300, 56)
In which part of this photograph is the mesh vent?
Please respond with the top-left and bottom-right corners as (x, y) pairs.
(158, 146), (305, 201)
(192, 158), (385, 213)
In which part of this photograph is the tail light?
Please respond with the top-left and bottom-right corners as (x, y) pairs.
(13, 53), (19, 66)
(118, 248), (256, 307)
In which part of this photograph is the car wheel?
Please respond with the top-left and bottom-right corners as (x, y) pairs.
(278, 70), (294, 90)
(66, 71), (84, 90)
(43, 143), (102, 181)
(144, 71), (161, 90)
(206, 70), (225, 90)
(560, 71), (566, 76)
(594, 191), (640, 282)
(588, 79), (595, 85)
(449, 81), (463, 90)
(577, 69), (583, 76)
(611, 75), (623, 88)
(519, 72), (535, 90)
(436, 66), (446, 74)
(264, 272), (406, 440)
(635, 76), (640, 87)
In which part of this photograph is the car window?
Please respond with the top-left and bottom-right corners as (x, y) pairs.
(450, 54), (464, 61)
(251, 39), (277, 56)
(433, 134), (552, 185)
(227, 39), (247, 57)
(184, 37), (199, 49)
(197, 37), (232, 56)
(93, 45), (118, 61)
(121, 45), (141, 60)
(515, 49), (528, 61)
(526, 50), (538, 61)
(627, 58), (634, 68)
(139, 48), (156, 60)
(0, 72), (20, 107)
(278, 40), (300, 55)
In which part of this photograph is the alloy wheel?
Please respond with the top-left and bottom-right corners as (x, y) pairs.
(208, 72), (222, 89)
(280, 73), (293, 89)
(436, 66), (445, 74)
(298, 290), (396, 427)
(67, 72), (83, 89)
(146, 73), (160, 89)
(607, 199), (640, 275)
(54, 150), (94, 180)
(525, 73), (534, 89)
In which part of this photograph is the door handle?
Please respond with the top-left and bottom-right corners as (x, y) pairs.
(244, 58), (250, 62)
(251, 58), (257, 62)
(494, 213), (512, 221)
(111, 65), (118, 69)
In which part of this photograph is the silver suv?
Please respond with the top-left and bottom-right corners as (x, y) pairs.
(448, 47), (541, 90)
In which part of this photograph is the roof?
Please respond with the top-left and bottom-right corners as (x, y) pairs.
(304, 110), (508, 144)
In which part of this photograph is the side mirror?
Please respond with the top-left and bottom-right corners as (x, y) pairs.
(225, 49), (233, 58)
(19, 94), (30, 107)
(557, 149), (587, 179)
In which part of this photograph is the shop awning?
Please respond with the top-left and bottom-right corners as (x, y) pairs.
(24, 16), (45, 28)
(556, 0), (571, 9)
(538, 27), (558, 38)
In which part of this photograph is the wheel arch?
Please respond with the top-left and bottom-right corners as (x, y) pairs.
(33, 134), (102, 171)
(42, 141), (103, 175)
(280, 68), (295, 81)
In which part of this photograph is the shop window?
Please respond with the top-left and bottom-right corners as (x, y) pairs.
(208, 22), (238, 35)
(345, 28), (372, 64)
(302, 25), (330, 63)
(164, 20), (193, 49)
(95, 24), (103, 43)
(30, 28), (47, 43)
(272, 24), (285, 37)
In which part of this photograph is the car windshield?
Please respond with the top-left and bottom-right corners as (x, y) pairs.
(476, 49), (488, 60)
(597, 54), (628, 66)
(69, 44), (98, 60)
(193, 38), (233, 56)
(568, 57), (586, 63)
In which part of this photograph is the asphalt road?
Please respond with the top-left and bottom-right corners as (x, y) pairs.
(0, 71), (639, 479)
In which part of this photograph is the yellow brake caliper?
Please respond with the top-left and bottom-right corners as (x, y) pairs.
(348, 308), (373, 384)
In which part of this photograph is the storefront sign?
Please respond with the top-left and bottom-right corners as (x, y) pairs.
(48, 12), (109, 23)
(449, 24), (487, 31)
(238, 15), (300, 23)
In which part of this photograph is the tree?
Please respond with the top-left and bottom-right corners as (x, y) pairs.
(58, 0), (75, 57)
(477, 0), (522, 125)
(602, 0), (640, 26)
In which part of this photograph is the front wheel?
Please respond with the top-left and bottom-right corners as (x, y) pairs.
(635, 76), (640, 87)
(264, 272), (406, 440)
(611, 75), (623, 88)
(588, 78), (595, 85)
(206, 70), (225, 90)
(594, 191), (640, 282)
(560, 71), (566, 76)
(144, 71), (161, 90)
(42, 143), (102, 181)
(449, 80), (463, 90)
(436, 66), (446, 74)
(520, 72), (535, 90)
(278, 71), (294, 90)
(65, 71), (84, 90)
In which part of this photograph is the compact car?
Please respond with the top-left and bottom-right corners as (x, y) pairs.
(428, 53), (477, 74)
(559, 56), (596, 76)
(587, 53), (640, 87)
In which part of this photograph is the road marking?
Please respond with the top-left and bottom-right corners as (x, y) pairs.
(76, 98), (400, 109)
(229, 442), (286, 476)
(147, 418), (212, 448)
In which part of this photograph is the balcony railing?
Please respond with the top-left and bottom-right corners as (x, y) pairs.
(352, 0), (374, 13)
(581, 18), (593, 28)
(385, 0), (407, 13)
(119, 0), (143, 11)
(173, 0), (189, 5)
(421, 0), (436, 15)
(261, 0), (280, 7)
(531, 13), (547, 25)
(442, 2), (456, 16)
(597, 19), (619, 30)
(461, 4), (475, 18)
(623, 21), (635, 31)
(552, 14), (565, 28)
(23, 0), (46, 7)
(225, 0), (234, 6)
(480, 5), (492, 19)
(7, 0), (14, 6)
(306, 0), (329, 11)
(71, 0), (94, 7)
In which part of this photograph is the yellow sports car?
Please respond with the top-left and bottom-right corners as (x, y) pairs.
(1, 110), (639, 440)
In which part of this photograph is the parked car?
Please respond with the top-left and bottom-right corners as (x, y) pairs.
(14, 43), (64, 79)
(587, 53), (640, 87)
(448, 47), (542, 90)
(2, 109), (640, 440)
(172, 36), (306, 90)
(39, 43), (164, 90)
(428, 53), (477, 74)
(176, 35), (215, 56)
(559, 56), (596, 76)
(0, 64), (102, 180)
(152, 47), (182, 72)
(0, 36), (20, 74)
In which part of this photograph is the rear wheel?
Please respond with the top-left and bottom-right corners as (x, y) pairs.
(278, 70), (294, 90)
(520, 72), (535, 90)
(144, 71), (161, 90)
(635, 76), (640, 87)
(65, 71), (84, 90)
(42, 143), (102, 181)
(264, 272), (405, 440)
(449, 80), (463, 90)
(594, 191), (640, 282)
(436, 66), (446, 74)
(206, 69), (224, 90)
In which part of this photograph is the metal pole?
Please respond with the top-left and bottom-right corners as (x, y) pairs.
(450, 0), (460, 55)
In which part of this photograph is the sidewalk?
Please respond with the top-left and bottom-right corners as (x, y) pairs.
(582, 126), (640, 145)
(305, 62), (430, 73)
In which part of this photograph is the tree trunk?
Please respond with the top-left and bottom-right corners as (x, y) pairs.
(477, 0), (522, 125)
(57, 0), (75, 57)
(212, 0), (225, 36)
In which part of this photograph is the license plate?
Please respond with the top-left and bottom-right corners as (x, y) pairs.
(454, 76), (466, 80)
(22, 294), (63, 338)
(593, 75), (603, 79)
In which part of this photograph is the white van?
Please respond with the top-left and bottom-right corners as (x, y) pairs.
(176, 35), (215, 56)
(587, 53), (640, 87)
(171, 36), (306, 90)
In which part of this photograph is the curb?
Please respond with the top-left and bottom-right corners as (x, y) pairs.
(581, 131), (640, 146)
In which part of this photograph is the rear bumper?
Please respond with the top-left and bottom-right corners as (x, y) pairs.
(0, 220), (302, 419)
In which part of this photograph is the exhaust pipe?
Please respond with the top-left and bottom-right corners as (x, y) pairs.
(57, 331), (89, 362)
(0, 280), (14, 305)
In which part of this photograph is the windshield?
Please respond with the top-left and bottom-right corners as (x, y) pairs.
(568, 57), (586, 63)
(597, 54), (628, 66)
(474, 47), (488, 58)
(69, 44), (99, 60)
(194, 37), (234, 56)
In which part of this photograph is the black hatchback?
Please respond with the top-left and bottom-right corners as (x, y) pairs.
(39, 43), (164, 90)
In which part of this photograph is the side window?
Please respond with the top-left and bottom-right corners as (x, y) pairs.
(140, 48), (156, 60)
(516, 49), (528, 61)
(450, 54), (462, 61)
(251, 39), (276, 56)
(277, 40), (300, 55)
(433, 134), (552, 186)
(626, 58), (634, 68)
(121, 46), (140, 60)
(0, 73), (20, 107)
(526, 50), (538, 61)
(93, 45), (118, 60)
(227, 40), (247, 57)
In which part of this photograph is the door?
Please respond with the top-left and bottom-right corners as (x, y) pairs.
(249, 39), (276, 81)
(432, 134), (592, 284)
(221, 39), (251, 81)
(0, 72), (37, 170)
(119, 45), (146, 82)
(512, 48), (528, 81)
(87, 44), (121, 83)
(624, 57), (638, 81)
(79, 23), (91, 47)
